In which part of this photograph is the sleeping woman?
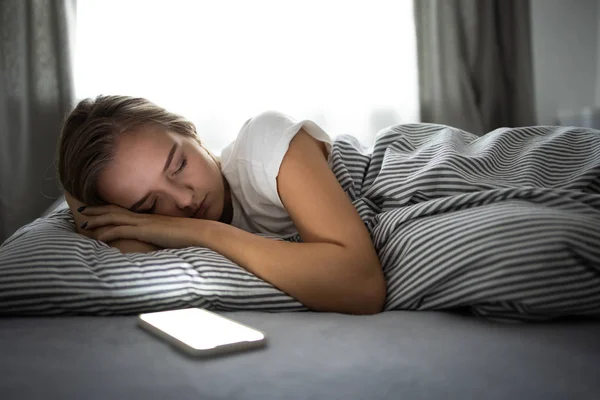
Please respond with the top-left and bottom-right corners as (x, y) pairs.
(57, 95), (387, 315)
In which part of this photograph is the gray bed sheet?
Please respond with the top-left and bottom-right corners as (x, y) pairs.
(1, 311), (599, 400)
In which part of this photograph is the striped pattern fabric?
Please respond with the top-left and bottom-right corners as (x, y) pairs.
(329, 124), (600, 321)
(0, 211), (305, 315)
(1, 123), (599, 320)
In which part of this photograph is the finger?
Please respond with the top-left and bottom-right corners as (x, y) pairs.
(97, 225), (140, 243)
(76, 228), (96, 240)
(82, 225), (118, 241)
(82, 213), (137, 230)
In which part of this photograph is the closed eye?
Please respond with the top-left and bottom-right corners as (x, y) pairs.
(139, 155), (186, 214)
(175, 157), (187, 174)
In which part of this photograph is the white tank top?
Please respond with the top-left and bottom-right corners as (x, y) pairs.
(220, 110), (333, 235)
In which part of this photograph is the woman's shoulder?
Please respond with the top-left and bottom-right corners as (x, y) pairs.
(221, 109), (332, 174)
(239, 110), (297, 141)
(220, 110), (295, 164)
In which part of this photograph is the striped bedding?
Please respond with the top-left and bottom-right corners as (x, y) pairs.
(1, 123), (599, 320)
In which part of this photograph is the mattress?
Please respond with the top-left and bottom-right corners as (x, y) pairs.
(1, 310), (599, 400)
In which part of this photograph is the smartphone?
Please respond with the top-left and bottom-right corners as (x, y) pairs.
(138, 308), (267, 357)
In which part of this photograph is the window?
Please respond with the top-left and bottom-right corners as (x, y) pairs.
(75, 0), (419, 153)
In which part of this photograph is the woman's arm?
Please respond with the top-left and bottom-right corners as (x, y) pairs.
(195, 130), (386, 314)
(64, 191), (161, 253)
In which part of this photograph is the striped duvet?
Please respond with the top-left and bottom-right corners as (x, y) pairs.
(1, 123), (599, 321)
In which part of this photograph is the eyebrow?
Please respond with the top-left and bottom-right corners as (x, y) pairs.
(129, 143), (179, 212)
(162, 143), (178, 173)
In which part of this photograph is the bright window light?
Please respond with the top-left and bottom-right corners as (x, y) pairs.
(75, 0), (419, 153)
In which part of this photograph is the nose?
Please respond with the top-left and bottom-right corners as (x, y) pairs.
(173, 186), (195, 212)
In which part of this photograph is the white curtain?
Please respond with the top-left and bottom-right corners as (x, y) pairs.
(75, 0), (419, 153)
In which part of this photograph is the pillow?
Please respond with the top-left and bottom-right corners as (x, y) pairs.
(0, 208), (306, 315)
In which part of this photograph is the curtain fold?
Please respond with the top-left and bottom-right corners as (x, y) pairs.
(414, 0), (536, 135)
(0, 0), (76, 242)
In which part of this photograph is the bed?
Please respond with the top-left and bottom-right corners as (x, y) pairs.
(2, 311), (599, 400)
(1, 123), (600, 399)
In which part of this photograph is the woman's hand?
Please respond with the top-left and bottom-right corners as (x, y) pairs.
(78, 204), (202, 249)
(64, 191), (102, 239)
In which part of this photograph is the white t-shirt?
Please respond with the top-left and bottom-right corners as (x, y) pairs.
(220, 110), (333, 235)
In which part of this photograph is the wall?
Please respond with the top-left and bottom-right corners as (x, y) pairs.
(530, 0), (599, 125)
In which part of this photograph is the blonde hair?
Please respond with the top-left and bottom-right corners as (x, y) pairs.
(57, 95), (208, 205)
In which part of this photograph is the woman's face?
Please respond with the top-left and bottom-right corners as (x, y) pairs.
(97, 125), (225, 220)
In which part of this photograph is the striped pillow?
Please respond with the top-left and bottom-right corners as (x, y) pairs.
(0, 208), (305, 315)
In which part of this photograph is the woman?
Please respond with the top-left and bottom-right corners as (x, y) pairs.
(58, 95), (386, 315)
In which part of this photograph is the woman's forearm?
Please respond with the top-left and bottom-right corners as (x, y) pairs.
(195, 220), (386, 315)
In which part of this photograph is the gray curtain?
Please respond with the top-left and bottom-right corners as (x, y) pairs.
(414, 0), (536, 135)
(0, 0), (76, 243)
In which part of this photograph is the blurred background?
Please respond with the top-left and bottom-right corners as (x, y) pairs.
(1, 0), (599, 242)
